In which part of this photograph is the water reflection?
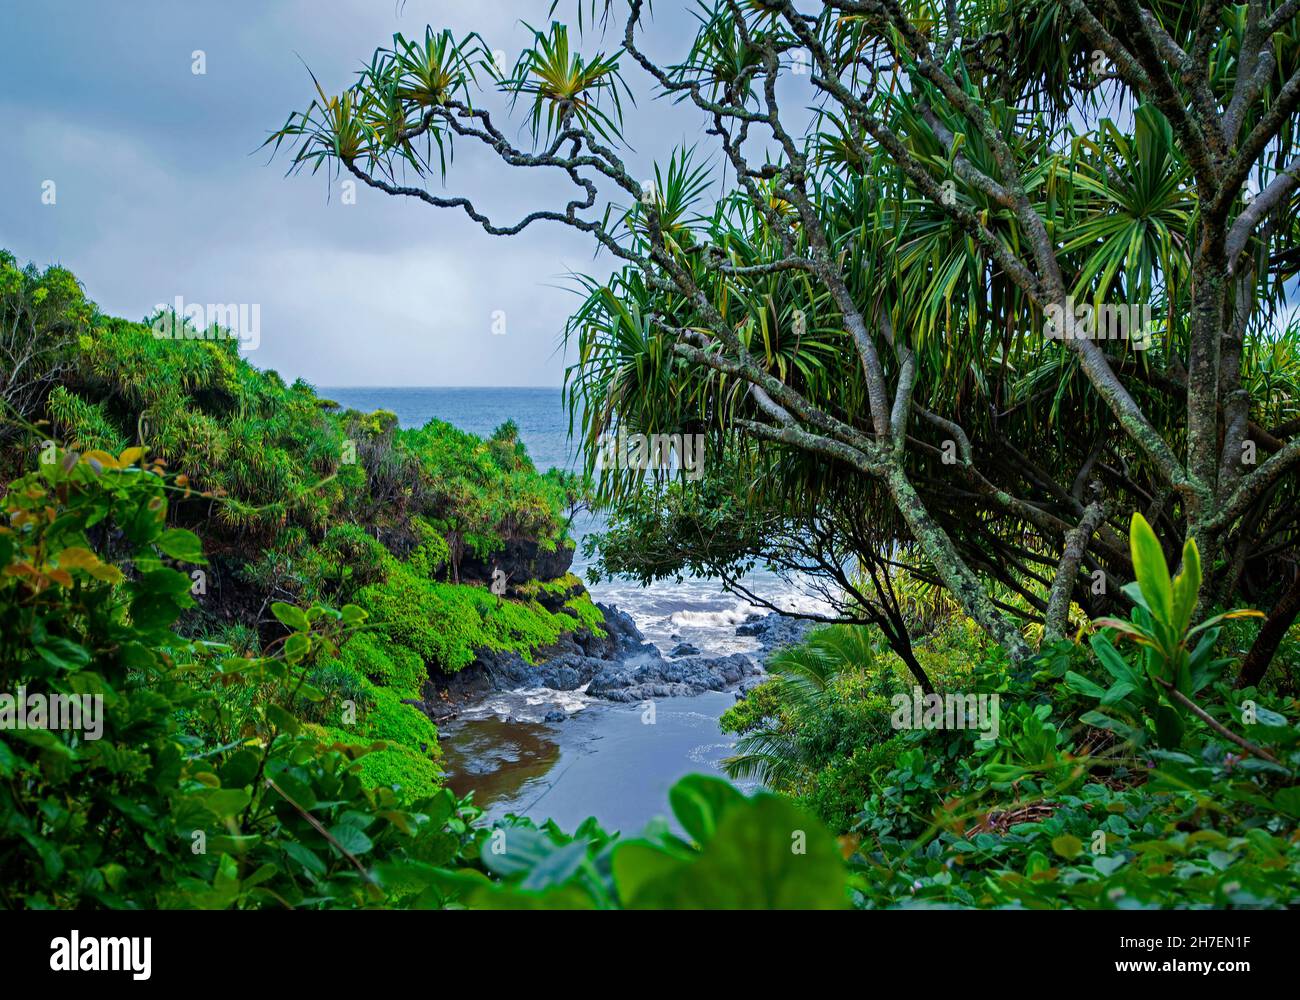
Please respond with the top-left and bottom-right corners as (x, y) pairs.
(440, 717), (560, 807)
(439, 692), (757, 834)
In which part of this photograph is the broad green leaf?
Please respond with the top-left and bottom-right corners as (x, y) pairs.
(481, 826), (563, 879)
(1154, 703), (1185, 749)
(1129, 512), (1172, 623)
(1170, 537), (1201, 634)
(218, 749), (261, 788)
(1063, 670), (1106, 699)
(1051, 834), (1083, 859)
(283, 841), (327, 877)
(615, 791), (848, 909)
(34, 636), (92, 671)
(328, 823), (373, 857)
(156, 527), (206, 564)
(201, 787), (252, 819)
(668, 773), (745, 846)
(272, 602), (311, 632)
(1088, 634), (1137, 684)
(519, 839), (589, 891)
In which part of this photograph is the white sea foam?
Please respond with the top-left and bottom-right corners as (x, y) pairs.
(686, 741), (737, 766)
(458, 685), (592, 722)
(519, 686), (592, 714)
(668, 606), (756, 628)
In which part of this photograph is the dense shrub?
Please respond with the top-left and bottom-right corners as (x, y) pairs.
(0, 446), (483, 908)
(0, 252), (615, 805)
(720, 622), (981, 829)
(356, 560), (602, 674)
(733, 519), (1300, 908)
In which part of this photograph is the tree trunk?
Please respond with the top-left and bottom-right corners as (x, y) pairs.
(1044, 497), (1106, 642)
(1236, 567), (1300, 689)
(875, 612), (935, 694)
(895, 640), (935, 696)
(885, 465), (1032, 663)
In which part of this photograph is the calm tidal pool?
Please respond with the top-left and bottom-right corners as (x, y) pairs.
(440, 690), (757, 835)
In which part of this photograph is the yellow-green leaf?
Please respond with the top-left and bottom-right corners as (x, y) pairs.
(1129, 512), (1172, 623)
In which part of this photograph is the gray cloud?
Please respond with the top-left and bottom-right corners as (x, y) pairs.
(0, 1), (808, 386)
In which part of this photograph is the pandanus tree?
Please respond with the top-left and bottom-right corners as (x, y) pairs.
(271, 1), (1300, 681)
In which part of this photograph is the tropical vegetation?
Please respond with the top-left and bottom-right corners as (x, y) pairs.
(4, 0), (1300, 910)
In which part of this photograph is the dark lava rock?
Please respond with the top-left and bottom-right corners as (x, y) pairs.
(587, 651), (760, 703)
(420, 601), (766, 719)
(543, 709), (567, 723)
(595, 603), (646, 652)
(458, 537), (575, 589)
(668, 642), (701, 658)
(736, 613), (814, 657)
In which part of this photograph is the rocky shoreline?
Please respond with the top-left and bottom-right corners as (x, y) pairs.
(417, 602), (811, 722)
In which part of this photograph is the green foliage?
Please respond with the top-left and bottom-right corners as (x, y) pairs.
(407, 516), (450, 577)
(403, 418), (572, 573)
(0, 252), (96, 466)
(437, 775), (850, 910)
(705, 517), (1300, 908)
(841, 521), (1300, 908)
(0, 257), (617, 815)
(0, 447), (481, 908)
(1078, 513), (1266, 749)
(719, 622), (980, 829)
(0, 261), (576, 577)
(357, 560), (597, 674)
(561, 592), (607, 635)
(0, 450), (855, 911)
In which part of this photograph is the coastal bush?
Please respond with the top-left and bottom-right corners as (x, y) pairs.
(720, 622), (977, 829)
(0, 444), (482, 908)
(357, 560), (600, 674)
(1, 255), (576, 596)
(840, 518), (1300, 908)
(319, 523), (390, 599)
(708, 516), (1300, 908)
(1, 254), (617, 818)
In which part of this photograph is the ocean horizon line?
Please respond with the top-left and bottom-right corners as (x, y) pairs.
(320, 384), (564, 391)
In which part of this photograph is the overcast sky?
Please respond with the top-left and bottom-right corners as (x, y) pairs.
(0, 1), (799, 387)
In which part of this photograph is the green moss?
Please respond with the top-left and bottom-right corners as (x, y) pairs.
(515, 571), (583, 598)
(309, 651), (442, 797)
(338, 630), (427, 698)
(366, 685), (440, 752)
(562, 592), (607, 636)
(358, 561), (593, 673)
